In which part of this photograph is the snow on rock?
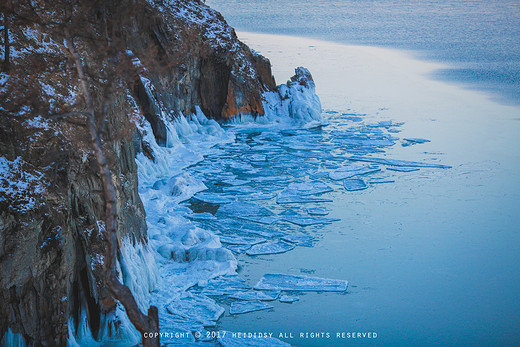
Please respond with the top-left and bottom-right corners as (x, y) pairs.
(0, 156), (47, 212)
(262, 67), (326, 128)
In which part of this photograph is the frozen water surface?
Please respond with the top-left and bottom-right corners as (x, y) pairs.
(199, 275), (251, 296)
(306, 207), (329, 215)
(229, 300), (273, 315)
(255, 274), (348, 292)
(387, 166), (421, 172)
(329, 164), (380, 180)
(281, 234), (314, 244)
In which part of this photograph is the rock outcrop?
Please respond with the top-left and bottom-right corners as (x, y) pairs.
(0, 0), (278, 345)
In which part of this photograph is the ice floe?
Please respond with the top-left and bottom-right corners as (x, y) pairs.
(279, 295), (299, 303)
(166, 293), (224, 327)
(229, 300), (273, 315)
(198, 275), (252, 296)
(229, 290), (280, 301)
(281, 234), (314, 244)
(343, 179), (369, 191)
(306, 207), (329, 216)
(255, 274), (348, 292)
(348, 155), (451, 168)
(282, 216), (340, 226)
(329, 164), (380, 180)
(246, 241), (295, 256)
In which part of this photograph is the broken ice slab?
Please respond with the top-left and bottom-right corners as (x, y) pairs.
(309, 171), (329, 180)
(282, 216), (340, 226)
(255, 274), (348, 292)
(348, 155), (451, 168)
(218, 331), (291, 347)
(246, 241), (295, 256)
(277, 194), (333, 204)
(370, 179), (396, 184)
(287, 168), (311, 178)
(281, 234), (314, 244)
(229, 300), (273, 315)
(282, 180), (333, 196)
(279, 295), (299, 303)
(387, 167), (420, 172)
(219, 235), (266, 246)
(166, 293), (224, 327)
(221, 178), (250, 186)
(329, 165), (380, 180)
(225, 244), (252, 254)
(343, 179), (368, 191)
(279, 209), (299, 216)
(186, 212), (217, 221)
(306, 207), (329, 216)
(200, 275), (251, 296)
(216, 201), (275, 218)
(238, 216), (280, 225)
(229, 290), (280, 301)
(238, 192), (277, 201)
(193, 192), (234, 204)
(402, 138), (430, 147)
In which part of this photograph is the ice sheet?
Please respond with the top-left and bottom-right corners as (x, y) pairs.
(387, 167), (420, 172)
(254, 274), (348, 292)
(281, 180), (333, 196)
(219, 235), (267, 246)
(229, 300), (273, 315)
(246, 241), (295, 256)
(216, 201), (275, 217)
(277, 194), (333, 204)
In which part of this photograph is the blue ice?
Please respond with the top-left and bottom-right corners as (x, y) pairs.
(254, 274), (348, 292)
(229, 300), (273, 315)
(343, 179), (369, 191)
(246, 241), (295, 256)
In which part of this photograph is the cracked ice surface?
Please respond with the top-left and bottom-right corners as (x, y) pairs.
(343, 178), (369, 191)
(255, 274), (348, 292)
(229, 290), (280, 301)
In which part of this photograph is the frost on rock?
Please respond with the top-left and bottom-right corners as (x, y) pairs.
(229, 300), (273, 315)
(255, 274), (348, 292)
(348, 155), (451, 168)
(229, 290), (280, 301)
(343, 179), (369, 191)
(218, 331), (291, 347)
(262, 67), (326, 128)
(166, 293), (224, 327)
(246, 241), (295, 256)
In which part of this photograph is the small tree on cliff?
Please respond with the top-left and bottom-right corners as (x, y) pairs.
(1, 1), (160, 345)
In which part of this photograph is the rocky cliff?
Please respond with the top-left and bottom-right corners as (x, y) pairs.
(0, 0), (279, 345)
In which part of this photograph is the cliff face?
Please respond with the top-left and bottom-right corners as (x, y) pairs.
(0, 0), (277, 345)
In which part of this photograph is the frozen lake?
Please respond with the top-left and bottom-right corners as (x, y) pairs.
(208, 33), (520, 345)
(207, 0), (520, 105)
